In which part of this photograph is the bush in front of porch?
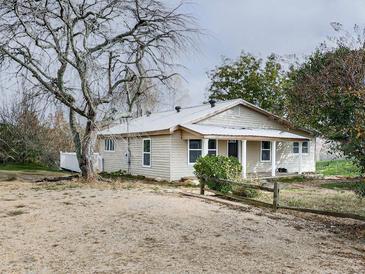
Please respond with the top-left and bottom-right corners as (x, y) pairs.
(194, 155), (241, 193)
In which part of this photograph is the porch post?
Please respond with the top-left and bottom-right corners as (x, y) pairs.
(202, 138), (209, 157)
(271, 140), (276, 177)
(241, 140), (247, 179)
(298, 141), (303, 174)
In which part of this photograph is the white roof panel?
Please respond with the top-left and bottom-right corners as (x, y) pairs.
(181, 124), (309, 140)
(98, 98), (311, 138)
(98, 99), (240, 135)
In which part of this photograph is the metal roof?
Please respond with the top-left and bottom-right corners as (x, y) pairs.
(99, 99), (242, 135)
(98, 98), (311, 138)
(180, 124), (309, 140)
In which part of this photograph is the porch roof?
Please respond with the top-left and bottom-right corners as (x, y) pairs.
(180, 124), (310, 141)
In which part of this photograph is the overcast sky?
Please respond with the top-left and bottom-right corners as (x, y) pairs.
(172, 0), (365, 105)
(1, 0), (365, 108)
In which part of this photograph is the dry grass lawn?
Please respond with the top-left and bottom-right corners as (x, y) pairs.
(0, 176), (364, 273)
(257, 178), (365, 218)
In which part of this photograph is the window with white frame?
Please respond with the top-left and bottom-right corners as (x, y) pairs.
(261, 141), (271, 162)
(302, 141), (309, 154)
(208, 139), (217, 156)
(104, 139), (115, 151)
(293, 141), (309, 154)
(293, 142), (299, 154)
(142, 139), (151, 167)
(188, 139), (202, 164)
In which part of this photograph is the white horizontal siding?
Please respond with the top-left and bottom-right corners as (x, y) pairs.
(246, 140), (316, 174)
(198, 105), (286, 130)
(99, 135), (171, 181)
(98, 138), (128, 172)
(275, 140), (316, 173)
(129, 135), (171, 180)
(170, 131), (195, 180)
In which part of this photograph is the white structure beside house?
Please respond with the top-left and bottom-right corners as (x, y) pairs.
(97, 99), (316, 181)
(60, 152), (103, 173)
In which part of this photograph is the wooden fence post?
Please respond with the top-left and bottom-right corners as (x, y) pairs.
(200, 179), (205, 195)
(273, 182), (279, 211)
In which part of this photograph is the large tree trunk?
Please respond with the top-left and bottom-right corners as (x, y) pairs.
(69, 109), (97, 181)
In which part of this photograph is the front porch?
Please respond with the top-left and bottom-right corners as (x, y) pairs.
(180, 124), (313, 178)
(206, 139), (307, 178)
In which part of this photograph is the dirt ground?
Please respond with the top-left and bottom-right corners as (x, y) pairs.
(0, 177), (364, 274)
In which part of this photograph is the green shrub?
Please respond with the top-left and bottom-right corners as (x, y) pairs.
(194, 155), (242, 193)
(354, 182), (365, 200)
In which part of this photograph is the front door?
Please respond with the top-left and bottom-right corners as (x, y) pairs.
(228, 140), (238, 158)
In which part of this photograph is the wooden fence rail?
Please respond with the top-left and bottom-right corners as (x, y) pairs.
(199, 176), (365, 221)
(200, 176), (279, 211)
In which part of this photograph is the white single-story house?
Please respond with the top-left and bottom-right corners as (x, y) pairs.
(97, 99), (316, 181)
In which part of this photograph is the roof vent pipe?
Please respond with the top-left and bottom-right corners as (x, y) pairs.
(209, 99), (216, 108)
(175, 106), (181, 113)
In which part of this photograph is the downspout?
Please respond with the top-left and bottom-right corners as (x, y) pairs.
(314, 137), (317, 172)
(126, 117), (131, 174)
(119, 113), (133, 175)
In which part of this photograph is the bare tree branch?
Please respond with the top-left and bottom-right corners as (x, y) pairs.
(0, 0), (198, 179)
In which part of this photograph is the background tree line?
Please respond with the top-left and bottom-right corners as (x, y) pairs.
(0, 93), (74, 167)
(207, 24), (365, 173)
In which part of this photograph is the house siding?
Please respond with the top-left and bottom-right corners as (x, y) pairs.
(168, 137), (316, 180)
(246, 140), (316, 174)
(98, 137), (128, 172)
(170, 131), (195, 180)
(197, 105), (286, 130)
(99, 135), (171, 181)
(99, 104), (316, 181)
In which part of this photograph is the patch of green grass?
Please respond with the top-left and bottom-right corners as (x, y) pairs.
(0, 163), (59, 172)
(316, 160), (362, 177)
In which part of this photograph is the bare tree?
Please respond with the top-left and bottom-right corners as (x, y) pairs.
(161, 76), (191, 110)
(124, 71), (160, 117)
(0, 0), (196, 180)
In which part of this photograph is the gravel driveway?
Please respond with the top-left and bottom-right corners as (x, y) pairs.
(0, 180), (364, 273)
